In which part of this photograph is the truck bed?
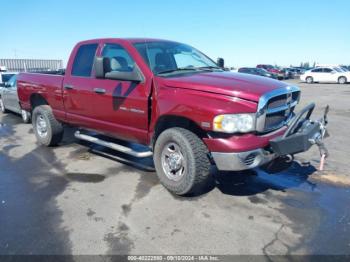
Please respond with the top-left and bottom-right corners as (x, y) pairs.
(17, 72), (66, 121)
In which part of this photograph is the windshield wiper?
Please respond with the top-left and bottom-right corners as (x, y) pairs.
(157, 66), (222, 75)
(156, 67), (199, 75)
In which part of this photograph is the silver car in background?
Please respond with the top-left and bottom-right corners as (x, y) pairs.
(0, 74), (31, 123)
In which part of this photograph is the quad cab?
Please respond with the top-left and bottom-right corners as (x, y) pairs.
(17, 38), (329, 195)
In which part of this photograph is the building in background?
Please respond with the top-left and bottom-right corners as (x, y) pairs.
(0, 59), (63, 72)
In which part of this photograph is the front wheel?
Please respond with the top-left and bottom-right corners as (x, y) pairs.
(32, 105), (63, 146)
(338, 76), (347, 84)
(153, 127), (211, 195)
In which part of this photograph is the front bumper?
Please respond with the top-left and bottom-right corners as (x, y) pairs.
(212, 149), (276, 171)
(211, 103), (329, 171)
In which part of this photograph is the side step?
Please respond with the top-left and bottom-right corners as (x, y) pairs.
(74, 131), (153, 158)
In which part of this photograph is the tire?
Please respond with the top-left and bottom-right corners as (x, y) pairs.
(306, 76), (313, 84)
(338, 76), (347, 84)
(32, 105), (63, 146)
(21, 109), (31, 123)
(153, 127), (211, 196)
(0, 97), (8, 113)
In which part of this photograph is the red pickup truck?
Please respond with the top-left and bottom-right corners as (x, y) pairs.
(17, 38), (329, 195)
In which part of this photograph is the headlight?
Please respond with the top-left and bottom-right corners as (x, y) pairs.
(213, 113), (255, 133)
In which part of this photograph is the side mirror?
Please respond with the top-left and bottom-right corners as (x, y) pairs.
(94, 56), (144, 82)
(94, 56), (110, 79)
(105, 67), (143, 82)
(217, 57), (225, 68)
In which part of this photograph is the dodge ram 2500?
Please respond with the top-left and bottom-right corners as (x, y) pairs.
(17, 38), (329, 195)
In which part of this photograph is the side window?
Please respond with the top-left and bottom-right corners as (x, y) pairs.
(7, 75), (17, 87)
(311, 68), (322, 73)
(71, 44), (98, 77)
(102, 44), (135, 72)
(323, 68), (333, 73)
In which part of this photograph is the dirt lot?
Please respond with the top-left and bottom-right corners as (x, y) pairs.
(0, 79), (349, 257)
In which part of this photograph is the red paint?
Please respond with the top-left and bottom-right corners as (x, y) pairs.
(18, 38), (291, 152)
(204, 127), (287, 152)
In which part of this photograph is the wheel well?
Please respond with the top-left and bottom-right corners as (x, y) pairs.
(30, 94), (48, 111)
(338, 76), (347, 80)
(152, 115), (207, 147)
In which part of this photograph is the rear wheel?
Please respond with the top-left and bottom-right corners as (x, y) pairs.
(0, 97), (8, 113)
(306, 76), (313, 84)
(338, 76), (347, 84)
(32, 105), (63, 146)
(153, 127), (211, 195)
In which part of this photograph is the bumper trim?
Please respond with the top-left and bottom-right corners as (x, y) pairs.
(212, 149), (276, 171)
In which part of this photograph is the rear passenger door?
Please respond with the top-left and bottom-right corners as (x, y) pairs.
(310, 68), (323, 82)
(63, 43), (99, 127)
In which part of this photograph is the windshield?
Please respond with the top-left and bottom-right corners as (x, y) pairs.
(256, 68), (268, 74)
(133, 41), (220, 75)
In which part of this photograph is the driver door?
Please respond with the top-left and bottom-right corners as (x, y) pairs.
(90, 42), (151, 143)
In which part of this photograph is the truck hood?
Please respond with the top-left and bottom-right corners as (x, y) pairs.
(158, 71), (289, 102)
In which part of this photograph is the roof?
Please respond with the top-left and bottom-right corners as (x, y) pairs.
(124, 38), (177, 43)
(78, 38), (177, 45)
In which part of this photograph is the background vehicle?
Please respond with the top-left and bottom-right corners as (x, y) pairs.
(300, 67), (350, 84)
(256, 64), (285, 80)
(284, 68), (306, 79)
(17, 38), (327, 195)
(0, 71), (17, 86)
(0, 74), (31, 123)
(280, 68), (293, 79)
(238, 67), (277, 78)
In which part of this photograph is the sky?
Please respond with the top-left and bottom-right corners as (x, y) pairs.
(0, 0), (349, 68)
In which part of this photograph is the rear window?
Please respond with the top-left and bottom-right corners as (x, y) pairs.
(71, 43), (98, 77)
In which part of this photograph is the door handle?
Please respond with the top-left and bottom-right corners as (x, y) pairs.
(93, 88), (106, 94)
(64, 84), (74, 90)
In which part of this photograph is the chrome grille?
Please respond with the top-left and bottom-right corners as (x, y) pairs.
(256, 86), (300, 132)
(267, 94), (288, 109)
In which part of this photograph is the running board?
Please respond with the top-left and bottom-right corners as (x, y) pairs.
(74, 131), (153, 158)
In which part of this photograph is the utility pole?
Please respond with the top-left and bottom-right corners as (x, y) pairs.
(13, 49), (18, 58)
